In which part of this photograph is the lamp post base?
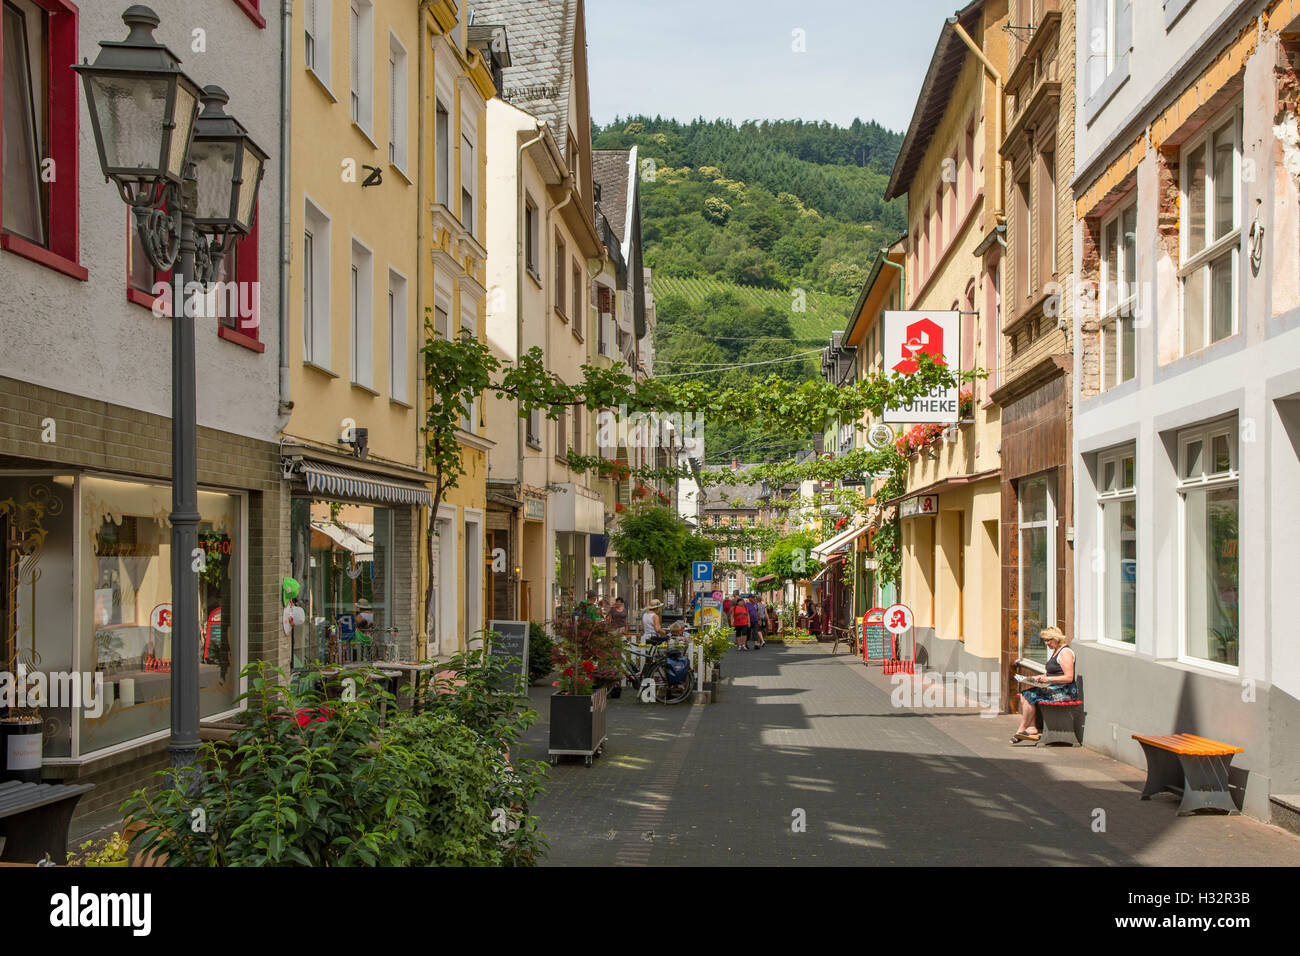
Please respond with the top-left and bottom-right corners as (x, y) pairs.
(168, 743), (203, 796)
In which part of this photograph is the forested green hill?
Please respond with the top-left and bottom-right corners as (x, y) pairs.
(592, 117), (905, 464)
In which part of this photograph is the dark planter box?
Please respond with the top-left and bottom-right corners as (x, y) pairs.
(548, 687), (607, 764)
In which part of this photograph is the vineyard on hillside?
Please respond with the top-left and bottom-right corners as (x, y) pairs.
(651, 275), (854, 343)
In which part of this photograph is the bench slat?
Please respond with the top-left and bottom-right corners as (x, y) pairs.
(1131, 732), (1242, 756)
(0, 781), (95, 819)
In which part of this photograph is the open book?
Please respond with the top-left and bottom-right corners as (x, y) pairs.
(1015, 674), (1047, 684)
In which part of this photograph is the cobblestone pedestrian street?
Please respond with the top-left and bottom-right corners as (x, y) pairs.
(519, 644), (1300, 866)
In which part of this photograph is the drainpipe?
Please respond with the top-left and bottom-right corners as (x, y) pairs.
(879, 250), (904, 313)
(276, 0), (294, 430)
(948, 16), (1004, 223)
(514, 126), (545, 618)
(544, 181), (573, 616)
(516, 127), (546, 495)
(546, 182), (574, 426)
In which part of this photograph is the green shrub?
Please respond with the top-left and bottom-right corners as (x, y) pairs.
(124, 656), (549, 867)
(695, 624), (733, 666)
(421, 649), (549, 866)
(123, 663), (426, 866)
(527, 621), (555, 685)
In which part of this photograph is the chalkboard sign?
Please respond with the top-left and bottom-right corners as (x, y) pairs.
(487, 620), (529, 686)
(862, 624), (887, 662)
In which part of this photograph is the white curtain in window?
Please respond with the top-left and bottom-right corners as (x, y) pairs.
(2, 4), (45, 244)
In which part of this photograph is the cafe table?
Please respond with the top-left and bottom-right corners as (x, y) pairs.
(378, 661), (436, 714)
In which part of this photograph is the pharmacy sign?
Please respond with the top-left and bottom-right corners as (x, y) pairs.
(883, 311), (960, 423)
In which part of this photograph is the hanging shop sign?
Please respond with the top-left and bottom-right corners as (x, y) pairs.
(899, 494), (939, 518)
(882, 311), (960, 423)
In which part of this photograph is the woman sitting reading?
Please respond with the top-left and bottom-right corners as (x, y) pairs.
(1013, 626), (1078, 743)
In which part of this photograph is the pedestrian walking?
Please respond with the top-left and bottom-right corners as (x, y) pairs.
(608, 596), (627, 634)
(754, 596), (768, 647)
(731, 596), (751, 650)
(642, 599), (665, 640)
(747, 595), (764, 648)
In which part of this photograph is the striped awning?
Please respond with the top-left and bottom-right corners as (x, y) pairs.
(297, 460), (432, 507)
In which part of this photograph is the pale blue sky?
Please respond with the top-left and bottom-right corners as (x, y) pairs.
(586, 0), (967, 133)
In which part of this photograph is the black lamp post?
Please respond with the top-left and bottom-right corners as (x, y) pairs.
(75, 5), (266, 777)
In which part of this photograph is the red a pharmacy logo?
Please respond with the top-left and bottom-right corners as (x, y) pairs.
(892, 317), (949, 374)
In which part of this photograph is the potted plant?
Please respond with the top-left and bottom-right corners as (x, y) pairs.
(70, 831), (130, 867)
(547, 617), (622, 766)
(0, 711), (43, 783)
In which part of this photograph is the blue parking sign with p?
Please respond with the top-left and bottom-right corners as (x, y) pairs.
(692, 561), (713, 582)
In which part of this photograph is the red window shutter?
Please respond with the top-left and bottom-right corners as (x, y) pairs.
(217, 201), (265, 352)
(0, 0), (87, 280)
(232, 0), (267, 28)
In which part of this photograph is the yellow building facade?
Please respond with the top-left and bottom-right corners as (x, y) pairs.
(418, 3), (499, 657)
(281, 0), (497, 667)
(882, 0), (1008, 703)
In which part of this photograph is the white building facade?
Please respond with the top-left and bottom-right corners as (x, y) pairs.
(0, 0), (282, 818)
(1071, 0), (1300, 822)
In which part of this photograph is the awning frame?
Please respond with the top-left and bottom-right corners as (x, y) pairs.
(812, 522), (869, 560)
(288, 458), (433, 508)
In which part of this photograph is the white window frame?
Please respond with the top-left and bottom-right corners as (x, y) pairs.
(1176, 418), (1240, 674)
(387, 31), (408, 172)
(303, 198), (332, 369)
(432, 279), (452, 339)
(434, 94), (452, 208)
(1017, 473), (1057, 661)
(459, 301), (478, 431)
(434, 505), (457, 655)
(350, 238), (374, 389)
(526, 407), (542, 449)
(728, 547), (738, 562)
(524, 194), (540, 276)
(1100, 196), (1138, 389)
(1086, 0), (1132, 101)
(1179, 101), (1242, 356)
(305, 0), (332, 88)
(387, 268), (408, 403)
(349, 0), (374, 134)
(464, 510), (484, 649)
(1096, 445), (1137, 648)
(460, 111), (478, 238)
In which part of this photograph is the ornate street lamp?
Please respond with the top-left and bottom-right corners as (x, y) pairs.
(190, 85), (268, 269)
(75, 5), (266, 779)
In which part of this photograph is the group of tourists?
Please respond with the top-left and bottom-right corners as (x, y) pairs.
(723, 592), (775, 651)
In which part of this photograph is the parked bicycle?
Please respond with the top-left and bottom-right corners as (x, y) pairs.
(622, 634), (694, 704)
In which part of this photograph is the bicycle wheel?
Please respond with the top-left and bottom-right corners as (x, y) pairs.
(650, 662), (692, 704)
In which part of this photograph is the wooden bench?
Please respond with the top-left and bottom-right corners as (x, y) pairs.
(1132, 733), (1242, 816)
(0, 780), (95, 863)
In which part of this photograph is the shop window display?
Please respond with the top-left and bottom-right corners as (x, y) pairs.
(79, 476), (242, 755)
(288, 499), (394, 668)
